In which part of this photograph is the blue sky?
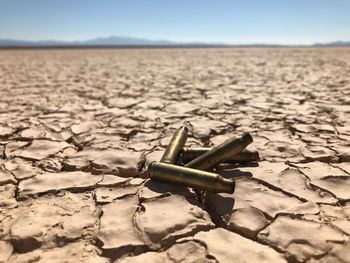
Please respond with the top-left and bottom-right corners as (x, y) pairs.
(0, 0), (349, 44)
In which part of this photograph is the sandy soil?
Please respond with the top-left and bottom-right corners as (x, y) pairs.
(0, 48), (349, 263)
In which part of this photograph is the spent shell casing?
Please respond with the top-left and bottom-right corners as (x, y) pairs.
(148, 162), (235, 194)
(160, 126), (188, 164)
(185, 133), (253, 171)
(181, 147), (259, 164)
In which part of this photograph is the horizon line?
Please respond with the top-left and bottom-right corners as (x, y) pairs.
(0, 36), (350, 47)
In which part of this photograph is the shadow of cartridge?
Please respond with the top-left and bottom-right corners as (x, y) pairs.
(185, 133), (253, 171)
(148, 162), (235, 193)
(160, 126), (188, 164)
(181, 147), (259, 164)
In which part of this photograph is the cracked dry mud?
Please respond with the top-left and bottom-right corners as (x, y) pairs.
(0, 48), (349, 263)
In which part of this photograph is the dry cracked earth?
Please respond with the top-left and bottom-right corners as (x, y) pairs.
(0, 48), (349, 263)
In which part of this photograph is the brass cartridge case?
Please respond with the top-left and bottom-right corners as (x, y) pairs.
(182, 147), (259, 164)
(160, 126), (188, 164)
(185, 133), (253, 171)
(148, 162), (235, 194)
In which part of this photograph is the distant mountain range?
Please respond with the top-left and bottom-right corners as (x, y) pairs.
(313, 41), (350, 47)
(0, 36), (349, 48)
(0, 36), (205, 47)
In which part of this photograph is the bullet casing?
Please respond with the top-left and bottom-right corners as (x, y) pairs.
(148, 162), (235, 194)
(160, 126), (188, 164)
(185, 133), (253, 171)
(181, 147), (259, 164)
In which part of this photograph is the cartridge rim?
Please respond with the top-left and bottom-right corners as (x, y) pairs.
(242, 133), (253, 144)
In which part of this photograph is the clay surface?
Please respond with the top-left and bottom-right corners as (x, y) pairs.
(0, 48), (349, 262)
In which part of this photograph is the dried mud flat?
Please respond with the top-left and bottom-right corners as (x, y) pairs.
(0, 48), (349, 263)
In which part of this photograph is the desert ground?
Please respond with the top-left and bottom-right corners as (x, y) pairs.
(0, 48), (349, 263)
